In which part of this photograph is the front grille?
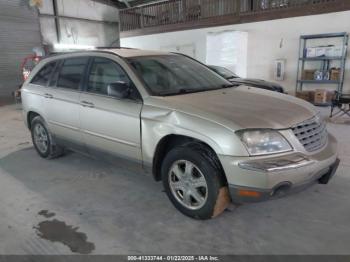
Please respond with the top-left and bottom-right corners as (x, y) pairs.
(291, 116), (328, 152)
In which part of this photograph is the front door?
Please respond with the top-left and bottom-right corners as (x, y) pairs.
(79, 57), (143, 162)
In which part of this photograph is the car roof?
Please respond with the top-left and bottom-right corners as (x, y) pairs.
(99, 48), (169, 58)
(47, 48), (170, 60)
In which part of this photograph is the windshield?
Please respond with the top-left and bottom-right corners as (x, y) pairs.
(209, 66), (239, 79)
(127, 55), (233, 96)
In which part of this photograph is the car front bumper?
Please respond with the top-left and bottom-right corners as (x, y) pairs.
(218, 134), (339, 203)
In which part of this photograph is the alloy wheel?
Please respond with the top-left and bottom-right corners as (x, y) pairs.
(168, 160), (208, 210)
(33, 123), (49, 153)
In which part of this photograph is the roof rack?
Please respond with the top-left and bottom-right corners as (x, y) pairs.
(42, 46), (139, 61)
(96, 46), (137, 50)
(46, 46), (136, 55)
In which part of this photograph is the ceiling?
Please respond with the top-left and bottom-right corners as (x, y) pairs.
(99, 0), (162, 8)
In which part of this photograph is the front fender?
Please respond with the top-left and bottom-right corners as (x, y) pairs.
(141, 105), (248, 166)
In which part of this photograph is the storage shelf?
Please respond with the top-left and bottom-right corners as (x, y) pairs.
(297, 80), (340, 84)
(299, 56), (343, 61)
(296, 32), (348, 95)
(300, 32), (347, 40)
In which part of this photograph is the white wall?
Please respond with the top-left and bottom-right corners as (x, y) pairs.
(206, 31), (248, 77)
(121, 11), (350, 94)
(39, 0), (119, 48)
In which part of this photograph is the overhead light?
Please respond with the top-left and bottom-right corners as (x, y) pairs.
(53, 43), (96, 51)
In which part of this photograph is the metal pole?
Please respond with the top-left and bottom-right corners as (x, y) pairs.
(52, 0), (61, 43)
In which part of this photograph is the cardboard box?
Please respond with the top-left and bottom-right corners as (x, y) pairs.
(315, 47), (326, 57)
(296, 91), (314, 102)
(302, 69), (316, 80)
(305, 46), (342, 58)
(324, 46), (343, 57)
(330, 68), (341, 81)
(325, 46), (335, 57)
(305, 47), (316, 58)
(314, 89), (334, 105)
(333, 46), (343, 57)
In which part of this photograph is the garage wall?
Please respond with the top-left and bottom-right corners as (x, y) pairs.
(0, 0), (42, 103)
(39, 0), (120, 48)
(121, 10), (350, 94)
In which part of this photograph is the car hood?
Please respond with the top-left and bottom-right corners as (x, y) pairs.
(147, 86), (318, 130)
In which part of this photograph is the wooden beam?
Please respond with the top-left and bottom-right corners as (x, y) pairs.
(39, 13), (119, 24)
(121, 0), (350, 38)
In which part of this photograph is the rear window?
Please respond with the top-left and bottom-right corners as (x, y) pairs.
(57, 57), (88, 90)
(31, 62), (57, 86)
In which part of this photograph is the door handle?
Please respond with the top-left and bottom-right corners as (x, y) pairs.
(80, 101), (95, 108)
(44, 93), (53, 99)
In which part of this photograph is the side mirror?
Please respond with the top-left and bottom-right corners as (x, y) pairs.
(107, 82), (131, 99)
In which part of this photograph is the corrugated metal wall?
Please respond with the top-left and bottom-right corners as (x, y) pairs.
(0, 0), (41, 103)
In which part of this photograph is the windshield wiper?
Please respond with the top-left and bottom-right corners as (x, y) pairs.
(158, 85), (238, 96)
(158, 88), (200, 96)
(221, 83), (240, 88)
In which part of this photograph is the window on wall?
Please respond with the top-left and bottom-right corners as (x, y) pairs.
(31, 62), (57, 86)
(87, 57), (131, 96)
(206, 31), (248, 78)
(57, 57), (88, 90)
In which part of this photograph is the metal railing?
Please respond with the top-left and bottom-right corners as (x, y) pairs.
(120, 0), (338, 32)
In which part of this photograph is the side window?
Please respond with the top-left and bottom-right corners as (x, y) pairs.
(87, 57), (132, 96)
(57, 57), (88, 90)
(31, 62), (57, 86)
(49, 60), (62, 87)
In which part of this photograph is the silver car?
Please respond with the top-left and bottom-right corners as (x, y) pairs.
(21, 49), (339, 219)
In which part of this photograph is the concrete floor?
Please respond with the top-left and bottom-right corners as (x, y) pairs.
(0, 104), (350, 255)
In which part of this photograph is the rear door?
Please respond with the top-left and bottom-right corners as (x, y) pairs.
(79, 56), (143, 162)
(43, 57), (89, 149)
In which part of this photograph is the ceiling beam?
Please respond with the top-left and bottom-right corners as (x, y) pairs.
(39, 13), (119, 24)
(122, 0), (131, 8)
(93, 0), (127, 8)
(93, 0), (167, 9)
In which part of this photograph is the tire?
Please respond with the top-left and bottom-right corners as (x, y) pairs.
(31, 116), (64, 159)
(161, 143), (224, 220)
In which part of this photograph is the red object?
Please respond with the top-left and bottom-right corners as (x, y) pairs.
(21, 55), (42, 81)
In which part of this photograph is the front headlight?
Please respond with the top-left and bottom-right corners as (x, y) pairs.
(237, 130), (292, 156)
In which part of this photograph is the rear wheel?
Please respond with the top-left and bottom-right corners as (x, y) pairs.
(31, 116), (64, 159)
(161, 144), (227, 219)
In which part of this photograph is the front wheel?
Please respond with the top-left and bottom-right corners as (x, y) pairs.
(161, 144), (229, 219)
